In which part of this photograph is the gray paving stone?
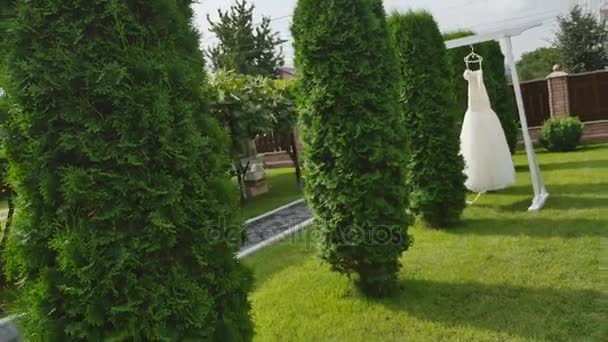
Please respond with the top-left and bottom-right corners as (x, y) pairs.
(0, 317), (20, 342)
(240, 201), (312, 251)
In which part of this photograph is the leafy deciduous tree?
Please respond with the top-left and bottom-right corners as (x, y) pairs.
(555, 5), (608, 73)
(517, 47), (561, 81)
(210, 72), (303, 198)
(209, 70), (276, 201)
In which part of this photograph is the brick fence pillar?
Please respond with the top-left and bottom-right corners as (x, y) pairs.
(546, 65), (570, 118)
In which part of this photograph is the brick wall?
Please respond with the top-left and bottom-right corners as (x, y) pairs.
(519, 120), (608, 146)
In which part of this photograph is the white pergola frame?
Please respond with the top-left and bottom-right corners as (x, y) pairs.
(445, 22), (549, 211)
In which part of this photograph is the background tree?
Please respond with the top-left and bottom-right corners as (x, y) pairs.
(444, 30), (475, 124)
(445, 30), (518, 153)
(389, 11), (466, 228)
(481, 41), (518, 153)
(209, 70), (276, 201)
(4, 1), (252, 339)
(210, 72), (303, 198)
(555, 5), (608, 73)
(292, 0), (411, 296)
(269, 80), (303, 189)
(517, 47), (561, 81)
(208, 0), (285, 76)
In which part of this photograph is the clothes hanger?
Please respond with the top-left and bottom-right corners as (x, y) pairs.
(464, 45), (483, 71)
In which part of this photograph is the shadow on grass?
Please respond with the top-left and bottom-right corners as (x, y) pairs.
(476, 195), (608, 212)
(452, 217), (607, 238)
(377, 279), (605, 341)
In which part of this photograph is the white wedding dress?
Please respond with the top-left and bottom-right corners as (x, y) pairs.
(460, 69), (515, 193)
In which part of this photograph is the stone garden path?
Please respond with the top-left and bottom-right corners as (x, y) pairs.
(239, 199), (313, 258)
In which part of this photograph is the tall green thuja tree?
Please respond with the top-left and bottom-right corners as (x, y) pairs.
(292, 0), (411, 296)
(479, 41), (518, 153)
(444, 30), (475, 125)
(0, 0), (15, 284)
(4, 0), (252, 340)
(389, 11), (466, 228)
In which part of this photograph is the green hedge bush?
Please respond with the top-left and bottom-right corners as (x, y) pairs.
(4, 1), (252, 340)
(389, 11), (466, 228)
(540, 117), (583, 152)
(292, 0), (411, 296)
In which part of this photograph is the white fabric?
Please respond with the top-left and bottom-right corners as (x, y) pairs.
(460, 69), (515, 192)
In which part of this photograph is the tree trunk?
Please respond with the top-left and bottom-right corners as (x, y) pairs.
(289, 132), (303, 190)
(235, 161), (250, 203)
(0, 191), (14, 284)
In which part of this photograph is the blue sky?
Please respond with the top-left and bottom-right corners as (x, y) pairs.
(193, 0), (587, 65)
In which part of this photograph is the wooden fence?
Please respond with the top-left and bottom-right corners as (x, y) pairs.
(518, 79), (550, 127)
(517, 70), (608, 126)
(255, 131), (291, 154)
(568, 71), (608, 122)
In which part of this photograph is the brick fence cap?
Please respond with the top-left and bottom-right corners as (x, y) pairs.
(547, 64), (568, 78)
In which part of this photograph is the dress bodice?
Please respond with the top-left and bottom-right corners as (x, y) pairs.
(464, 69), (492, 112)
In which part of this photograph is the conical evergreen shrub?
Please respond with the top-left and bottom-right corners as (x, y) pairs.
(389, 11), (466, 228)
(3, 1), (252, 340)
(292, 0), (411, 296)
(479, 42), (518, 153)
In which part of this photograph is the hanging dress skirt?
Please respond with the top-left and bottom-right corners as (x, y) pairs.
(460, 69), (515, 192)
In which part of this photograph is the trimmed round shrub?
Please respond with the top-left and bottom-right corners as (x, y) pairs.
(389, 11), (466, 228)
(3, 1), (253, 340)
(540, 117), (583, 152)
(292, 0), (412, 296)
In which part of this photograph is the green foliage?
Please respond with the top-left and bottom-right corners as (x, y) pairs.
(4, 1), (252, 340)
(517, 47), (561, 81)
(292, 0), (411, 296)
(540, 117), (583, 152)
(444, 30), (475, 123)
(445, 31), (518, 154)
(271, 80), (298, 133)
(210, 71), (297, 153)
(207, 0), (285, 76)
(0, 0), (14, 284)
(481, 42), (518, 154)
(389, 11), (466, 228)
(210, 70), (277, 156)
(209, 71), (300, 199)
(555, 5), (608, 73)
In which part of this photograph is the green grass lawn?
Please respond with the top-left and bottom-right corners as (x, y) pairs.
(244, 145), (607, 341)
(240, 167), (302, 220)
